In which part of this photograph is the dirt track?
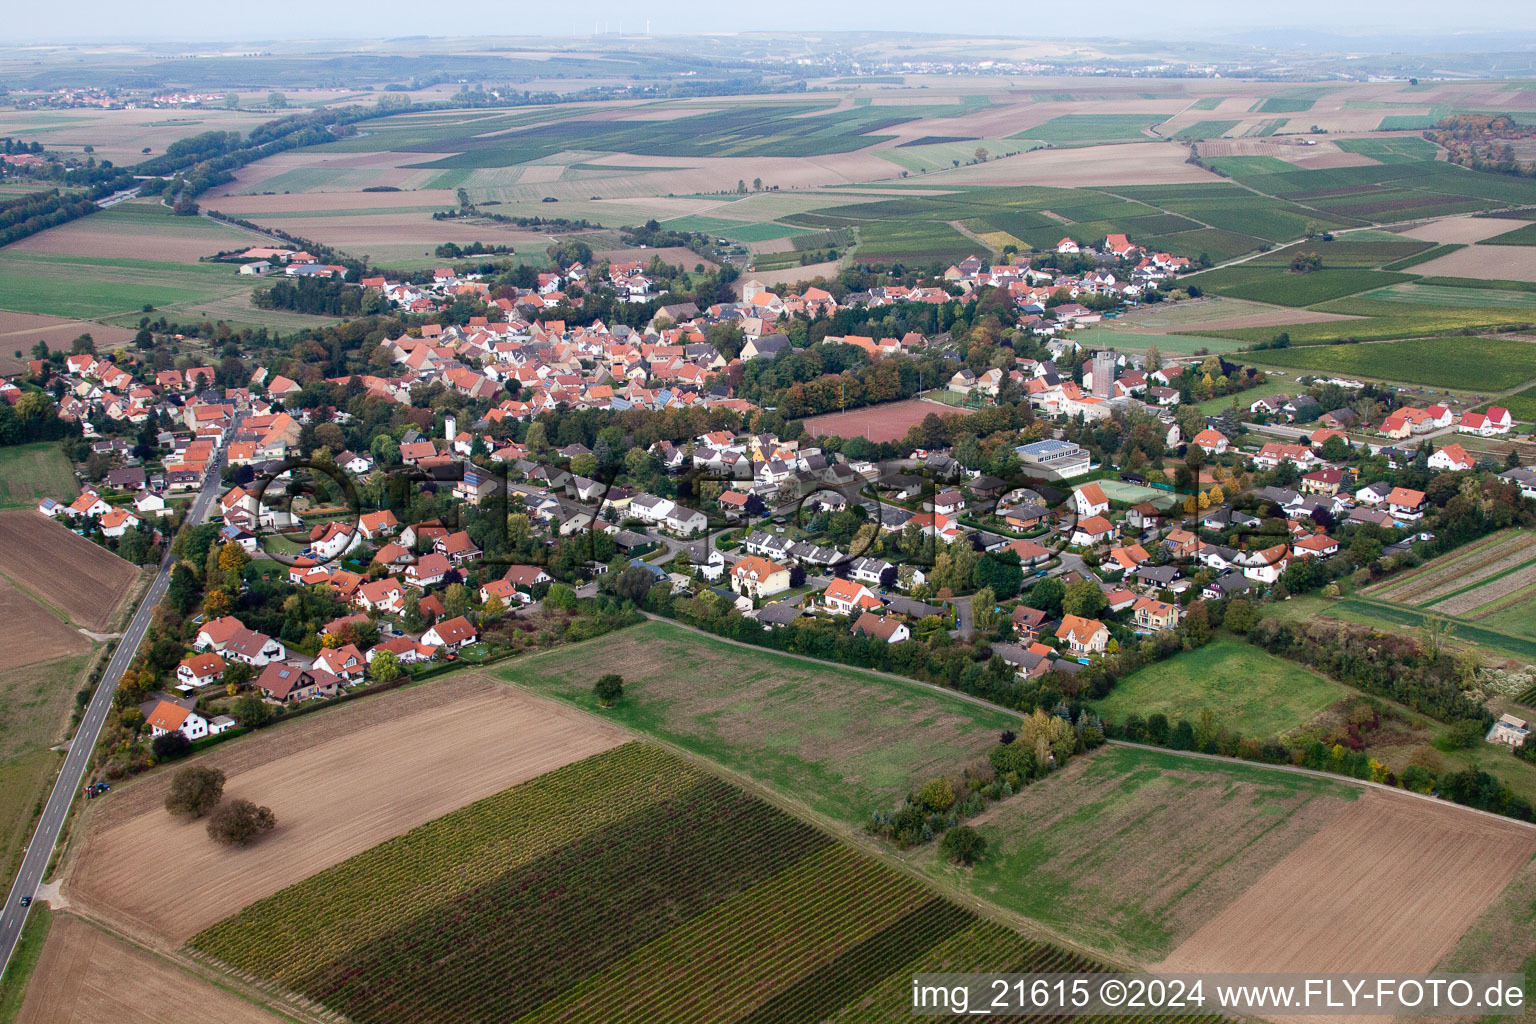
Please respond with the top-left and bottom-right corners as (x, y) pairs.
(0, 511), (138, 631)
(16, 914), (283, 1024)
(1160, 790), (1536, 976)
(66, 674), (625, 947)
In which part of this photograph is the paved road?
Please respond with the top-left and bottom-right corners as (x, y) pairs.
(0, 427), (231, 975)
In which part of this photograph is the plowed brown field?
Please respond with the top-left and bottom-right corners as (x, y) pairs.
(0, 511), (138, 630)
(66, 674), (624, 947)
(1161, 791), (1536, 975)
(16, 914), (283, 1024)
(0, 574), (88, 669)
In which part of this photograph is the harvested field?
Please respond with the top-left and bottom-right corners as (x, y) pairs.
(498, 619), (1015, 826)
(918, 142), (1220, 187)
(66, 674), (624, 947)
(926, 745), (1356, 961)
(205, 188), (462, 214)
(1401, 215), (1534, 244)
(0, 575), (89, 671)
(803, 396), (972, 443)
(735, 259), (842, 291)
(9, 200), (267, 262)
(1412, 244), (1536, 283)
(1095, 298), (1360, 335)
(0, 511), (138, 630)
(15, 913), (283, 1024)
(0, 313), (134, 376)
(1161, 790), (1536, 975)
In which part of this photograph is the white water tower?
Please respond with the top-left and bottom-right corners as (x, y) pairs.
(445, 413), (457, 442)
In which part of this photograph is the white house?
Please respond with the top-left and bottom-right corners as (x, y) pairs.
(310, 521), (363, 561)
(175, 653), (226, 690)
(133, 491), (170, 517)
(145, 700), (211, 741)
(1427, 443), (1474, 473)
(1072, 482), (1110, 519)
(1237, 544), (1290, 585)
(421, 615), (477, 651)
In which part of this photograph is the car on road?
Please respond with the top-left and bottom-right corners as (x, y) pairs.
(19, 896), (30, 906)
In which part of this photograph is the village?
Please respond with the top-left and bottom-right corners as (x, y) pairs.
(14, 224), (1536, 769)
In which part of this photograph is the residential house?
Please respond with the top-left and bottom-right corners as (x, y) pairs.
(404, 552), (452, 588)
(1292, 533), (1340, 559)
(356, 577), (405, 614)
(1056, 614), (1109, 656)
(145, 699), (213, 741)
(730, 556), (792, 599)
(1386, 486), (1427, 521)
(422, 615), (478, 651)
(1069, 515), (1117, 547)
(822, 578), (882, 616)
(1236, 544), (1290, 585)
(1011, 606), (1050, 642)
(175, 653), (226, 690)
(1427, 443), (1474, 472)
(1073, 482), (1110, 518)
(1131, 596), (1181, 632)
(222, 628), (286, 666)
(313, 644), (368, 683)
(851, 612), (910, 644)
(256, 663), (342, 703)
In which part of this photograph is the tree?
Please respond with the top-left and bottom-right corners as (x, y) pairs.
(218, 540), (249, 577)
(610, 565), (655, 604)
(267, 92), (287, 108)
(594, 673), (624, 707)
(788, 565), (807, 588)
(917, 776), (955, 811)
(1028, 577), (1066, 617)
(202, 587), (232, 620)
(165, 765), (225, 817)
(1062, 579), (1107, 618)
(1224, 598), (1258, 634)
(973, 552), (1023, 600)
(207, 799), (277, 845)
(370, 649), (403, 681)
(152, 731), (192, 762)
(224, 93), (240, 108)
(940, 824), (986, 865)
(443, 582), (470, 619)
(232, 693), (273, 729)
(544, 583), (577, 610)
(525, 421), (549, 453)
(752, 176), (763, 191)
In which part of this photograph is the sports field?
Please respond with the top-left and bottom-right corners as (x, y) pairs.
(1089, 640), (1348, 739)
(497, 619), (1015, 825)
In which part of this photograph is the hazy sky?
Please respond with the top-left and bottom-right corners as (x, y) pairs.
(9, 0), (1536, 44)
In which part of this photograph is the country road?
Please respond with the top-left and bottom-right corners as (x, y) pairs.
(0, 420), (233, 976)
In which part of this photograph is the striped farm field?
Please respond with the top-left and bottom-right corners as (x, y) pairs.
(191, 743), (1209, 1024)
(1365, 530), (1536, 606)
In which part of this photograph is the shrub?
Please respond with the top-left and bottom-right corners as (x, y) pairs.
(940, 825), (987, 865)
(207, 799), (276, 845)
(164, 765), (226, 818)
(151, 731), (192, 762)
